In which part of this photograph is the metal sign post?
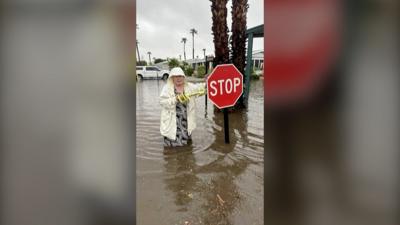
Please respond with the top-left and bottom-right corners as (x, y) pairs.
(223, 108), (230, 143)
(206, 64), (243, 144)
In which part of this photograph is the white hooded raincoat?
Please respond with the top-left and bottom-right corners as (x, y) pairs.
(159, 77), (205, 140)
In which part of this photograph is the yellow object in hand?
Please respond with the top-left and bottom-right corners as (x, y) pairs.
(176, 93), (190, 104)
(194, 87), (206, 96)
(176, 87), (206, 104)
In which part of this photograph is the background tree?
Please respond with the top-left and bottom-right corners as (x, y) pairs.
(147, 51), (152, 64)
(136, 24), (141, 62)
(190, 28), (198, 59)
(137, 60), (147, 66)
(154, 58), (166, 64)
(181, 37), (187, 61)
(136, 40), (141, 62)
(168, 58), (180, 69)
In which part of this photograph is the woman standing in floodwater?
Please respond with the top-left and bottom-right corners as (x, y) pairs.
(159, 67), (205, 147)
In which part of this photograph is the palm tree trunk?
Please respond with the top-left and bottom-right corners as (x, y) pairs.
(210, 0), (230, 65)
(231, 0), (248, 108)
(136, 40), (141, 62)
(231, 0), (248, 74)
(184, 43), (186, 61)
(192, 33), (195, 59)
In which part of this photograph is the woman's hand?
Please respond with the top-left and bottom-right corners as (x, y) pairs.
(176, 93), (190, 104)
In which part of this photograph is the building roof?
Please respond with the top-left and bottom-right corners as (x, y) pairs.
(246, 24), (264, 38)
(184, 55), (214, 64)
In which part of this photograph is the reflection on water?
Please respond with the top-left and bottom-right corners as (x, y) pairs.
(137, 79), (264, 225)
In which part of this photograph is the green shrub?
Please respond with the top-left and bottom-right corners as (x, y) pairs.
(182, 61), (189, 67)
(177, 62), (193, 76)
(154, 58), (166, 64)
(185, 67), (194, 76)
(251, 68), (260, 80)
(168, 58), (180, 69)
(196, 65), (206, 78)
(137, 60), (147, 66)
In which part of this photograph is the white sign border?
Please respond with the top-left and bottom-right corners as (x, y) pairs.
(206, 63), (244, 109)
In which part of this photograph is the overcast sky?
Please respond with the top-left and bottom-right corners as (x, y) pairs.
(137, 0), (263, 61)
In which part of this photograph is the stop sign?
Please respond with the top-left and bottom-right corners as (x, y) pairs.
(265, 0), (341, 105)
(206, 64), (243, 109)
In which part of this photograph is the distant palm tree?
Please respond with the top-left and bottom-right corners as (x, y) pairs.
(181, 37), (187, 61)
(202, 48), (207, 70)
(190, 28), (198, 59)
(147, 52), (152, 64)
(210, 0), (230, 65)
(136, 40), (141, 62)
(136, 24), (141, 62)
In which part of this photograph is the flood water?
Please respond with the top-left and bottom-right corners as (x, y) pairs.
(136, 79), (264, 225)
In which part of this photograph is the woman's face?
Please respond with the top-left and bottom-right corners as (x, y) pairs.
(172, 76), (185, 86)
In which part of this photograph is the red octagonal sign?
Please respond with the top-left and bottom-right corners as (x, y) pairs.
(206, 64), (243, 109)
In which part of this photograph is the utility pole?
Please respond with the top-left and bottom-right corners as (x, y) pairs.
(203, 48), (208, 110)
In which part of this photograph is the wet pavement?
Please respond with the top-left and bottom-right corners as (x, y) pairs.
(136, 79), (264, 225)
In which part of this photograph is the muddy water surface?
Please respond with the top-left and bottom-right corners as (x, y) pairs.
(137, 79), (264, 225)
